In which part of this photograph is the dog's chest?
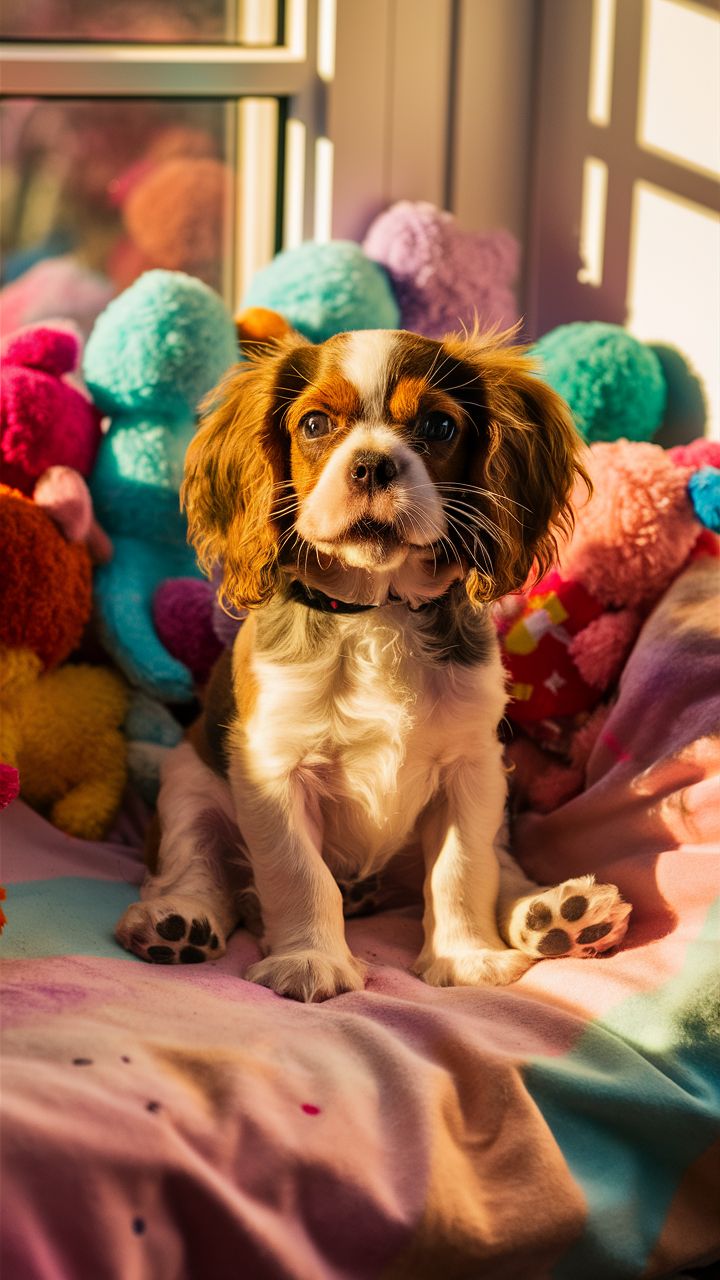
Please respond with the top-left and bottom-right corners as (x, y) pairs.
(247, 609), (496, 872)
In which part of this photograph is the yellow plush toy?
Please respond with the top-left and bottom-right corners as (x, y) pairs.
(0, 482), (129, 840)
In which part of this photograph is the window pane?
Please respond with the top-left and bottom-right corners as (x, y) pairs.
(639, 0), (720, 179)
(0, 97), (244, 323)
(0, 0), (282, 46)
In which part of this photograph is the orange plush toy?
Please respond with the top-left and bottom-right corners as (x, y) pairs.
(0, 483), (129, 839)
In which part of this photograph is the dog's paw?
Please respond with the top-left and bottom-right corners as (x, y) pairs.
(116, 898), (226, 965)
(414, 946), (532, 988)
(508, 875), (632, 960)
(245, 949), (366, 1002)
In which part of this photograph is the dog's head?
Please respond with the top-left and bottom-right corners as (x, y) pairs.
(183, 327), (588, 609)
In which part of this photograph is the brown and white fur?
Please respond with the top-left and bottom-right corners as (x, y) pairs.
(116, 327), (631, 999)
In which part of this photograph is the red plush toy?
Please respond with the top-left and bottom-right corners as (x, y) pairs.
(499, 437), (720, 811)
(0, 324), (102, 494)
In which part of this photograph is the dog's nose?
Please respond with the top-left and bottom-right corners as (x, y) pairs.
(349, 451), (398, 491)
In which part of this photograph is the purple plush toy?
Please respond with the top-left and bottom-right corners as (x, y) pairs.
(152, 578), (226, 689)
(363, 200), (519, 340)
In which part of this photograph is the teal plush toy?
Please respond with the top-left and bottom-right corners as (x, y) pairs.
(242, 240), (400, 342)
(84, 270), (238, 701)
(531, 321), (709, 447)
(532, 322), (668, 444)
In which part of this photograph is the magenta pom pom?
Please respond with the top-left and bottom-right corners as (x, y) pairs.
(0, 323), (102, 493)
(0, 764), (20, 810)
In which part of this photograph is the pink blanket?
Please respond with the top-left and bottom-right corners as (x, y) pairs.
(2, 560), (719, 1279)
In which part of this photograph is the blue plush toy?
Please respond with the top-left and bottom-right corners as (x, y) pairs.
(84, 270), (238, 701)
(242, 240), (400, 342)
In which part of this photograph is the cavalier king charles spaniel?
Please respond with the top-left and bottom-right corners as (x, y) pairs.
(116, 325), (631, 999)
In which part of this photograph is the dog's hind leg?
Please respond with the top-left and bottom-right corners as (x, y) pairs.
(116, 742), (248, 964)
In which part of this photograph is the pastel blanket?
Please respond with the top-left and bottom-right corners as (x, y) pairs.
(1, 560), (719, 1280)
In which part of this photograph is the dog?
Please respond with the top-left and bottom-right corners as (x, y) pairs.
(116, 326), (631, 999)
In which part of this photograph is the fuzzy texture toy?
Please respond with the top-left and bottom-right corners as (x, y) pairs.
(0, 324), (103, 494)
(0, 256), (114, 342)
(122, 157), (230, 287)
(83, 270), (238, 700)
(499, 438), (720, 811)
(0, 485), (128, 839)
(242, 241), (400, 343)
(152, 577), (224, 686)
(0, 766), (20, 810)
(532, 322), (668, 444)
(363, 200), (519, 339)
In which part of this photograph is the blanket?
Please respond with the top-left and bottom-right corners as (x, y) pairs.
(1, 559), (719, 1280)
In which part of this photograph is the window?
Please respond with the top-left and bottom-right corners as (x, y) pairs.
(1, 0), (333, 313)
(529, 0), (719, 438)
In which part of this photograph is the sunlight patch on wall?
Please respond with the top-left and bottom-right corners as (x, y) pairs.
(588, 0), (617, 126)
(627, 181), (720, 438)
(577, 157), (609, 286)
(639, 0), (720, 178)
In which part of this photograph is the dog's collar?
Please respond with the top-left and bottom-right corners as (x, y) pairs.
(287, 580), (446, 614)
(287, 580), (380, 613)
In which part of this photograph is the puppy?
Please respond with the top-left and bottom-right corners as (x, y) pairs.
(116, 327), (631, 999)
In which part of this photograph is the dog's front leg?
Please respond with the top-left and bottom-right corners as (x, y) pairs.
(415, 750), (532, 987)
(230, 763), (365, 1002)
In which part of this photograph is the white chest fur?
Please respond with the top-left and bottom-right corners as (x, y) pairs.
(240, 603), (507, 878)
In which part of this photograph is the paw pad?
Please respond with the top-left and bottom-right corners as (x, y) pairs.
(512, 877), (631, 961)
(537, 928), (571, 956)
(116, 902), (226, 966)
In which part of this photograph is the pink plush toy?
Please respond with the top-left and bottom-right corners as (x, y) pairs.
(0, 324), (102, 495)
(499, 437), (720, 811)
(0, 257), (114, 343)
(363, 200), (519, 339)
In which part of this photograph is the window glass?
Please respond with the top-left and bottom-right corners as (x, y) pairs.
(0, 0), (282, 46)
(0, 97), (242, 322)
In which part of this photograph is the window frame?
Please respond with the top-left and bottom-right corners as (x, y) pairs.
(0, 0), (331, 300)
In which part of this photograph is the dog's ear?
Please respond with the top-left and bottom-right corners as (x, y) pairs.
(442, 332), (590, 602)
(182, 336), (307, 610)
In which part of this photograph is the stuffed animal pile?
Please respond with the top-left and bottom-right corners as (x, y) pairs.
(1, 198), (715, 862)
(499, 438), (720, 811)
(0, 482), (128, 840)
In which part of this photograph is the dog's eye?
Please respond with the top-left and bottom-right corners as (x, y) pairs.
(415, 413), (456, 443)
(300, 412), (332, 440)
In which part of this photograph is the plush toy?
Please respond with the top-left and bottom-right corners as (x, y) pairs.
(0, 256), (114, 342)
(363, 200), (519, 339)
(0, 483), (129, 839)
(124, 691), (183, 805)
(152, 577), (224, 686)
(122, 157), (230, 288)
(242, 240), (400, 343)
(83, 269), (239, 700)
(0, 324), (103, 494)
(531, 322), (707, 446)
(499, 438), (720, 811)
